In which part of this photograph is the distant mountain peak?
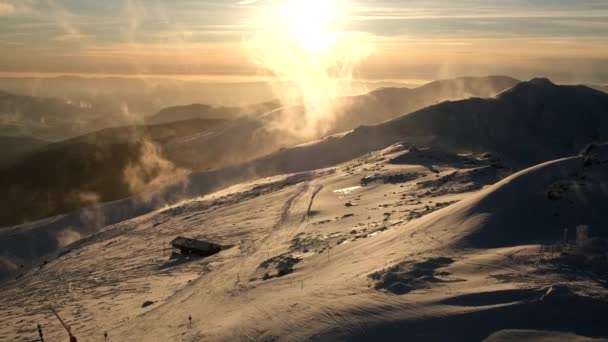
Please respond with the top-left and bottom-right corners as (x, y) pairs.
(528, 77), (555, 86)
(497, 77), (562, 101)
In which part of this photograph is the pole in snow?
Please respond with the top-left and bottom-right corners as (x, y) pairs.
(37, 323), (44, 342)
(104, 331), (108, 342)
(50, 307), (70, 333)
(49, 307), (77, 341)
(189, 315), (192, 329)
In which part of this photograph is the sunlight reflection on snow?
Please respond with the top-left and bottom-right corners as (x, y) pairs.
(332, 186), (361, 195)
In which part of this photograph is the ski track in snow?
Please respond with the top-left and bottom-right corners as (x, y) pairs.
(1, 143), (608, 341)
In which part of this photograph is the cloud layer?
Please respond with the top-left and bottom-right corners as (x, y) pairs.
(0, 0), (607, 83)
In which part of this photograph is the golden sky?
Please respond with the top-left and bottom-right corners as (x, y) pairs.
(1, 0), (607, 83)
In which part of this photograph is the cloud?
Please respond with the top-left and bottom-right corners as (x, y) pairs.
(123, 139), (188, 197)
(50, 33), (87, 41)
(45, 0), (85, 41)
(124, 0), (147, 42)
(56, 227), (82, 248)
(0, 256), (19, 279)
(351, 1), (608, 21)
(0, 2), (15, 16)
(69, 191), (101, 205)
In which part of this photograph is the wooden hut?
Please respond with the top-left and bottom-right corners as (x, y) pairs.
(170, 236), (222, 257)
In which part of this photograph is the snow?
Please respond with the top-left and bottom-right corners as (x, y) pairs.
(332, 186), (361, 196)
(2, 142), (607, 341)
(1, 79), (608, 341)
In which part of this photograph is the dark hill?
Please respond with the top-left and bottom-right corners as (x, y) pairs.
(0, 119), (225, 226)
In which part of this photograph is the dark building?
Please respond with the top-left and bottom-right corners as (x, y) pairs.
(170, 236), (222, 257)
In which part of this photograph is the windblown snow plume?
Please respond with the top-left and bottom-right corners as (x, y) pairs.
(123, 140), (188, 198)
(118, 102), (188, 199)
(247, 0), (372, 138)
(55, 227), (81, 248)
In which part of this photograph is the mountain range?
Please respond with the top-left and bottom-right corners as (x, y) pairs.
(2, 75), (608, 341)
(0, 76), (519, 227)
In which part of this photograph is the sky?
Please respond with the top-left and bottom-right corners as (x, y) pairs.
(1, 0), (608, 84)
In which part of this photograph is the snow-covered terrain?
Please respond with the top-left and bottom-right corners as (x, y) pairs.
(3, 78), (608, 284)
(1, 141), (607, 341)
(164, 76), (519, 171)
(1, 78), (608, 341)
(0, 76), (526, 273)
(0, 76), (518, 229)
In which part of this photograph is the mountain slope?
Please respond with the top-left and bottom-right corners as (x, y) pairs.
(332, 75), (519, 133)
(1, 143), (606, 341)
(591, 85), (608, 94)
(380, 78), (608, 165)
(166, 76), (520, 173)
(0, 135), (47, 169)
(0, 90), (132, 141)
(146, 104), (242, 125)
(247, 78), (608, 177)
(0, 118), (226, 226)
(381, 143), (608, 250)
(0, 76), (517, 227)
(2, 78), (602, 252)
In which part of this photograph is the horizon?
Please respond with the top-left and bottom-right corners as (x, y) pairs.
(1, 0), (607, 84)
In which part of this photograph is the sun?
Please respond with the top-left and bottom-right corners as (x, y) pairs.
(277, 0), (341, 55)
(247, 0), (369, 138)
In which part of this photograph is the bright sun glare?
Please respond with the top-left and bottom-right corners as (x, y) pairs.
(249, 0), (370, 138)
(277, 0), (340, 55)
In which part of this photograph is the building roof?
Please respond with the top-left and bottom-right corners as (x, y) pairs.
(170, 236), (221, 253)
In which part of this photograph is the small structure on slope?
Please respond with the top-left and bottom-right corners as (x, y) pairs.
(170, 236), (222, 257)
